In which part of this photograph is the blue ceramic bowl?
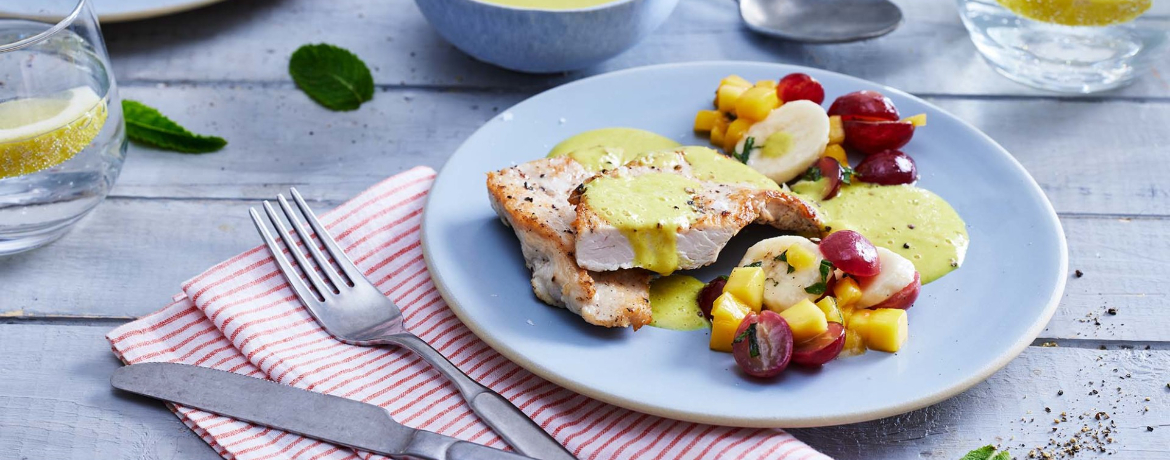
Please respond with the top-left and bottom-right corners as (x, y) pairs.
(413, 0), (679, 73)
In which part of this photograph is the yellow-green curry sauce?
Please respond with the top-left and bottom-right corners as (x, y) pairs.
(793, 182), (968, 284)
(550, 128), (781, 275)
(648, 275), (709, 330)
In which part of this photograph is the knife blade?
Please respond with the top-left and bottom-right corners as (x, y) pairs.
(112, 363), (537, 460)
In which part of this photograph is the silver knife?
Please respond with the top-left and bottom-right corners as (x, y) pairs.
(112, 363), (537, 460)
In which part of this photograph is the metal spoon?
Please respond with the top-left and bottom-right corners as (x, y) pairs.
(739, 0), (904, 43)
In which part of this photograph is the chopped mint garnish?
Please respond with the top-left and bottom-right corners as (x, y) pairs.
(736, 136), (755, 164)
(804, 259), (835, 295)
(732, 322), (760, 357)
(841, 165), (856, 185)
(744, 261), (763, 268)
(122, 100), (227, 153)
(289, 43), (374, 111)
(775, 251), (796, 274)
(802, 164), (823, 182)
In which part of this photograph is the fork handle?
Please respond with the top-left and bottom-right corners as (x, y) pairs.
(392, 334), (576, 460)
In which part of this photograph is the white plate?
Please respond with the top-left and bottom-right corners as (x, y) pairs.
(94, 0), (228, 23)
(421, 61), (1067, 427)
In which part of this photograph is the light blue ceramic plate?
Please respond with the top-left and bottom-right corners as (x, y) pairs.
(422, 61), (1067, 428)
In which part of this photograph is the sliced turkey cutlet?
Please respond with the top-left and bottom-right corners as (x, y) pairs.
(486, 156), (652, 328)
(571, 147), (824, 275)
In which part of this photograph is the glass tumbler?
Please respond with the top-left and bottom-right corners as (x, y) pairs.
(0, 0), (126, 255)
(958, 0), (1170, 93)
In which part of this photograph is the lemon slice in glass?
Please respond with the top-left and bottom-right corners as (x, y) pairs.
(0, 86), (108, 180)
(997, 0), (1152, 27)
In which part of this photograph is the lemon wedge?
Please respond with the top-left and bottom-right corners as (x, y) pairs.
(0, 86), (108, 179)
(997, 0), (1152, 27)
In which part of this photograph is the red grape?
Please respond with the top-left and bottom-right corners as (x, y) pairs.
(819, 230), (881, 277)
(698, 277), (727, 320)
(855, 150), (918, 185)
(776, 73), (825, 105)
(868, 272), (921, 310)
(813, 157), (843, 200)
(732, 311), (794, 378)
(828, 90), (899, 121)
(792, 322), (846, 366)
(842, 120), (915, 154)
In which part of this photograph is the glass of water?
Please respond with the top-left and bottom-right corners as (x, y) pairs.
(0, 0), (125, 255)
(958, 0), (1169, 93)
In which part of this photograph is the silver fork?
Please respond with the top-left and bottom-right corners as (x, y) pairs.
(250, 188), (574, 460)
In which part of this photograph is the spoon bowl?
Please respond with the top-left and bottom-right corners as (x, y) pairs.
(740, 0), (903, 43)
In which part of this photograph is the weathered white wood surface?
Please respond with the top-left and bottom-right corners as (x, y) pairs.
(1, 201), (1164, 343)
(1, 0), (1168, 458)
(2, 324), (1167, 459)
(100, 0), (1170, 97)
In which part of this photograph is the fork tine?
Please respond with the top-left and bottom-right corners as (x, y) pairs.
(250, 207), (324, 306)
(277, 194), (348, 290)
(263, 200), (335, 298)
(289, 187), (364, 285)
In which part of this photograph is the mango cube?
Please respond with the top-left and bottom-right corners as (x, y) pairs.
(694, 110), (721, 133)
(816, 297), (844, 323)
(833, 276), (863, 308)
(778, 299), (828, 344)
(724, 118), (753, 153)
(823, 144), (848, 167)
(724, 266), (765, 311)
(840, 327), (867, 357)
(710, 124), (726, 148)
(709, 292), (752, 352)
(849, 308), (908, 353)
(734, 87), (780, 122)
(755, 79), (777, 89)
(902, 113), (927, 127)
(828, 115), (845, 145)
(784, 244), (817, 272)
(721, 75), (753, 88)
(716, 84), (750, 114)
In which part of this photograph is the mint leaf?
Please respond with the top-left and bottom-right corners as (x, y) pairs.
(737, 136), (755, 164)
(732, 323), (760, 357)
(744, 261), (763, 268)
(958, 445), (996, 460)
(775, 251), (795, 274)
(841, 165), (856, 185)
(289, 43), (374, 111)
(989, 452), (1011, 460)
(122, 100), (227, 154)
(804, 260), (835, 295)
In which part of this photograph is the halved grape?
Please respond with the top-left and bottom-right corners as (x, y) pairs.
(732, 311), (794, 378)
(698, 277), (727, 320)
(855, 150), (918, 185)
(792, 322), (846, 366)
(842, 120), (914, 154)
(814, 157), (843, 200)
(776, 73), (825, 105)
(819, 230), (881, 277)
(827, 90), (899, 122)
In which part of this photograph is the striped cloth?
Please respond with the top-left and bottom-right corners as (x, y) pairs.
(106, 166), (829, 460)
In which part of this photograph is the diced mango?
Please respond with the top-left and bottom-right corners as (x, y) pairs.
(823, 144), (848, 166)
(710, 124), (726, 148)
(778, 299), (828, 344)
(734, 86), (780, 122)
(816, 297), (844, 323)
(839, 327), (867, 357)
(902, 113), (927, 127)
(833, 276), (863, 308)
(721, 75), (753, 88)
(725, 267), (765, 311)
(716, 84), (750, 114)
(754, 79), (777, 89)
(828, 115), (845, 145)
(849, 308), (908, 353)
(709, 292), (752, 352)
(694, 110), (721, 133)
(784, 244), (817, 272)
(724, 118), (753, 153)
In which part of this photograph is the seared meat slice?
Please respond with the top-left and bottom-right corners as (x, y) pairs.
(572, 148), (824, 274)
(486, 157), (652, 328)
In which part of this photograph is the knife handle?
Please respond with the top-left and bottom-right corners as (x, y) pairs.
(392, 334), (576, 460)
(403, 429), (539, 460)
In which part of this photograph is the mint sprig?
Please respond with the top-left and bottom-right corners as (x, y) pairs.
(959, 445), (1011, 460)
(804, 259), (835, 295)
(122, 100), (227, 154)
(289, 44), (374, 111)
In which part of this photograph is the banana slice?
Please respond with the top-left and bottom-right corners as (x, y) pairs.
(733, 100), (830, 183)
(739, 235), (825, 312)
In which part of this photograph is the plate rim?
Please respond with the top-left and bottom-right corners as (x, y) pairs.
(421, 60), (1068, 427)
(95, 0), (229, 23)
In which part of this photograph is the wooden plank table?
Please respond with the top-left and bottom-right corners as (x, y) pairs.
(2, 0), (1168, 458)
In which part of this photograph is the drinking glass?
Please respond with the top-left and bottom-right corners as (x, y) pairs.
(0, 0), (125, 255)
(958, 0), (1170, 93)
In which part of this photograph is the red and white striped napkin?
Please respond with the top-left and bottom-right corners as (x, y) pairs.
(107, 166), (829, 460)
